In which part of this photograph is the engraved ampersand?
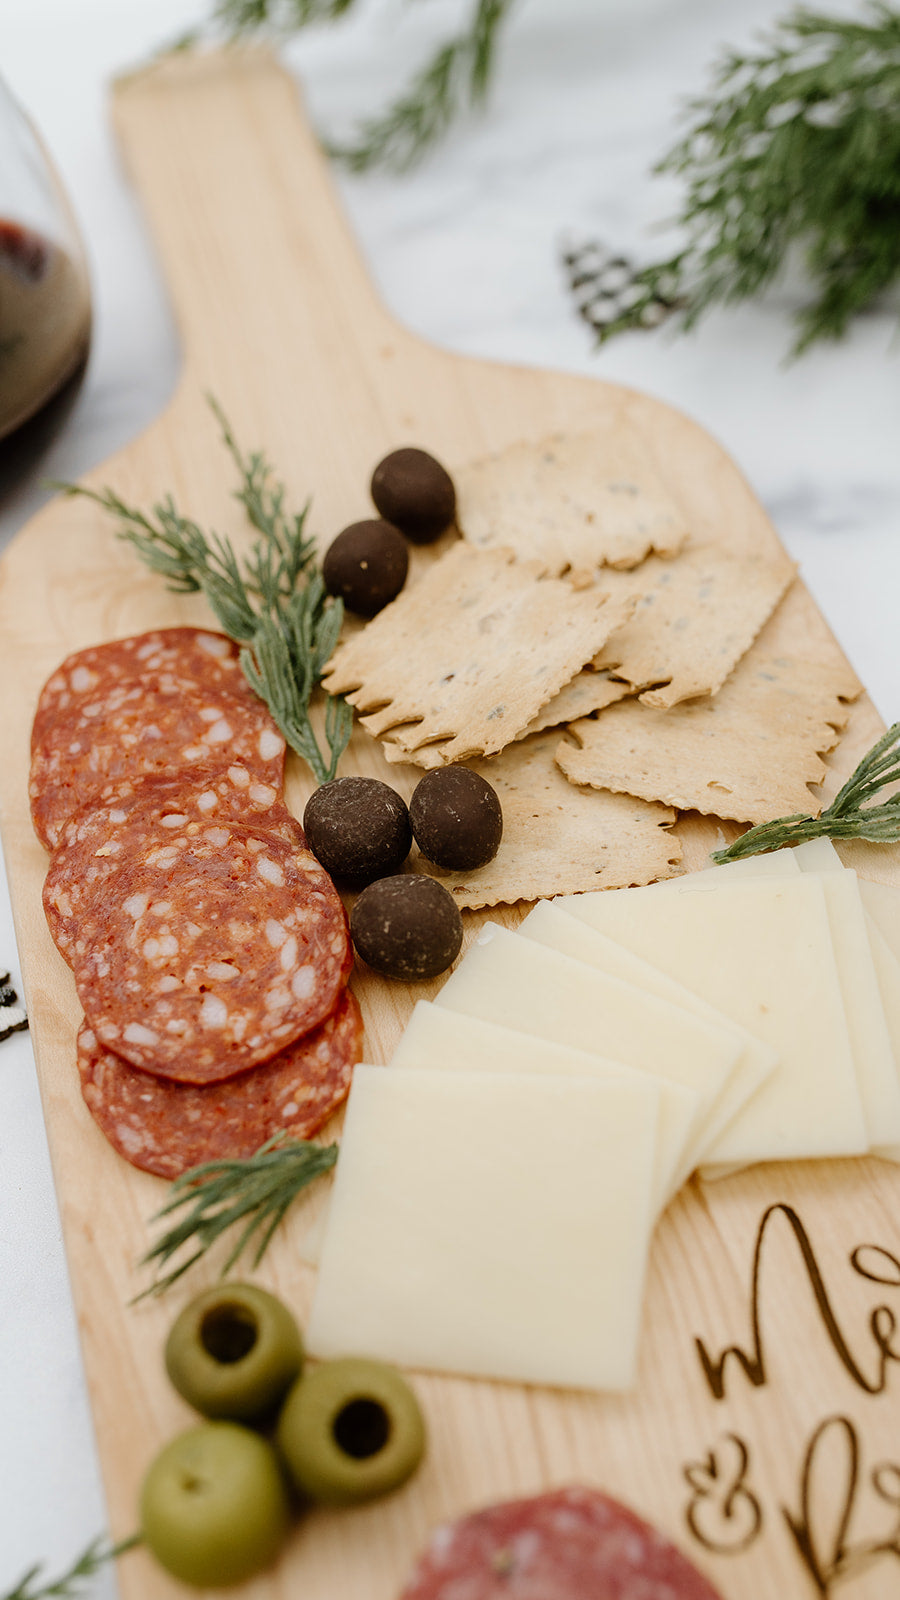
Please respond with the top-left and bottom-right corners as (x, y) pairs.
(683, 1433), (762, 1554)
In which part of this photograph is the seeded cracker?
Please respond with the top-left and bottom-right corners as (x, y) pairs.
(414, 734), (681, 907)
(592, 541), (797, 707)
(556, 587), (863, 825)
(321, 543), (636, 767)
(519, 669), (632, 738)
(455, 429), (689, 575)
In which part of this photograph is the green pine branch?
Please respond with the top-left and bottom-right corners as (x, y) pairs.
(54, 401), (351, 786)
(173, 0), (519, 170)
(598, 3), (900, 355)
(2, 1537), (139, 1600)
(711, 721), (900, 862)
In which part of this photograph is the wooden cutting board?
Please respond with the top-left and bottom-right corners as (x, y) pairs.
(2, 47), (900, 1599)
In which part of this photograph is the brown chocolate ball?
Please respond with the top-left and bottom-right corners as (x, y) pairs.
(304, 778), (412, 888)
(322, 519), (409, 617)
(410, 767), (503, 871)
(350, 875), (463, 981)
(370, 447), (456, 545)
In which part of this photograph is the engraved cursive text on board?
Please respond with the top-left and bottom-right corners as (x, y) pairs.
(683, 1203), (900, 1594)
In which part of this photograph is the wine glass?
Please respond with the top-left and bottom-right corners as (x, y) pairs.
(0, 74), (91, 467)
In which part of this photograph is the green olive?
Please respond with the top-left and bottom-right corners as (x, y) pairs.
(164, 1282), (304, 1422)
(140, 1421), (291, 1587)
(275, 1356), (426, 1506)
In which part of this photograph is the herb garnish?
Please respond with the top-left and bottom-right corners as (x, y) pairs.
(2, 1535), (139, 1600)
(56, 402), (352, 785)
(594, 3), (900, 356)
(173, 0), (518, 171)
(137, 1133), (338, 1297)
(712, 721), (900, 863)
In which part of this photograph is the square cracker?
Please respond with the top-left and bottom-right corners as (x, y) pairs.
(413, 732), (681, 907)
(592, 541), (796, 708)
(321, 542), (635, 767)
(556, 585), (863, 825)
(455, 429), (689, 576)
(520, 669), (632, 738)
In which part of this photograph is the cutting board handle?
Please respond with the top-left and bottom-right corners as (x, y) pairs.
(112, 49), (398, 391)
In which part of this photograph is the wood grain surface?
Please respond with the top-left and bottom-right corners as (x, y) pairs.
(1, 47), (900, 1599)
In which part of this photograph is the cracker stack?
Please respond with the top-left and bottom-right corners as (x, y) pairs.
(322, 427), (862, 906)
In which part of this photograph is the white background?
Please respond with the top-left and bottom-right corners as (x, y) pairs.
(1, 0), (899, 1590)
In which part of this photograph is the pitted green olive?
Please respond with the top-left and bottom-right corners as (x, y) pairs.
(164, 1282), (304, 1422)
(275, 1356), (426, 1506)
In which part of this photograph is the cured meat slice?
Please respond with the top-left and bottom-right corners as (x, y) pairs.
(30, 680), (286, 851)
(32, 628), (251, 732)
(72, 820), (351, 1082)
(44, 770), (302, 965)
(77, 989), (362, 1179)
(29, 631), (286, 850)
(398, 1486), (723, 1600)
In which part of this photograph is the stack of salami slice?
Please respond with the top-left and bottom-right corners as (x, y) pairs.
(31, 627), (361, 1180)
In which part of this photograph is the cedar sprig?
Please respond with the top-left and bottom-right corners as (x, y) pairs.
(137, 1133), (338, 1297)
(596, 3), (900, 356)
(54, 405), (351, 785)
(173, 0), (518, 171)
(211, 396), (317, 595)
(329, 0), (519, 173)
(2, 1536), (139, 1600)
(712, 721), (900, 862)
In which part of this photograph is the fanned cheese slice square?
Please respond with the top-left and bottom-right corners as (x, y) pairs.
(321, 543), (635, 766)
(557, 608), (862, 825)
(391, 1001), (699, 1208)
(519, 899), (774, 1169)
(413, 733), (681, 908)
(559, 875), (869, 1165)
(863, 923), (900, 1163)
(745, 857), (900, 1159)
(456, 429), (689, 575)
(435, 923), (743, 1152)
(306, 1064), (659, 1392)
(589, 543), (796, 708)
(858, 878), (900, 967)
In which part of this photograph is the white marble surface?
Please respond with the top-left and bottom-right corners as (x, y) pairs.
(1, 0), (899, 1589)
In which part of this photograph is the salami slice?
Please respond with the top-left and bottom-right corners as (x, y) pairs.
(398, 1486), (724, 1600)
(76, 989), (362, 1179)
(72, 819), (351, 1082)
(32, 628), (251, 734)
(30, 680), (286, 852)
(44, 770), (302, 965)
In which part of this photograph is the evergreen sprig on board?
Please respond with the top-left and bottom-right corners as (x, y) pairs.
(178, 0), (519, 170)
(55, 403), (352, 786)
(137, 1134), (339, 1297)
(1, 1536), (139, 1600)
(711, 721), (900, 862)
(594, 3), (900, 355)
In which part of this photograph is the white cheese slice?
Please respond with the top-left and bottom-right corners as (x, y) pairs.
(560, 876), (868, 1166)
(306, 1064), (659, 1392)
(858, 879), (900, 967)
(792, 837), (844, 872)
(666, 848), (804, 883)
(520, 900), (774, 1164)
(392, 1000), (698, 1208)
(434, 924), (745, 1155)
(695, 854), (900, 1157)
(861, 920), (900, 1164)
(794, 869), (900, 1156)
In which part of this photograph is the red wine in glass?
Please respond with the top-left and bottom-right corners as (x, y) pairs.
(0, 81), (92, 494)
